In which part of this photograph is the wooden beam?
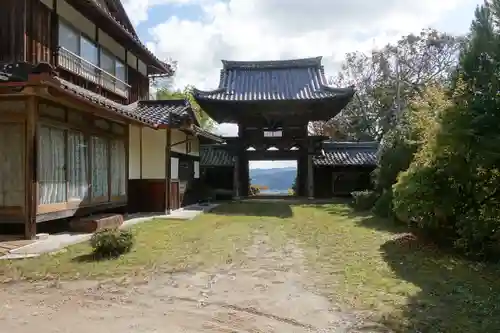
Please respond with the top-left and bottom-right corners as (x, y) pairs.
(165, 125), (172, 214)
(124, 124), (129, 210)
(139, 126), (142, 179)
(25, 94), (37, 239)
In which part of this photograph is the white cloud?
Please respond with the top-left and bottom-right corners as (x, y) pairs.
(124, 0), (472, 168)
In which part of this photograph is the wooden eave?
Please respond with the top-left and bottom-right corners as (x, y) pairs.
(67, 0), (172, 75)
(0, 74), (158, 128)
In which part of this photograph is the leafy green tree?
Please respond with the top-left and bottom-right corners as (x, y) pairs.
(372, 85), (449, 217)
(291, 176), (297, 195)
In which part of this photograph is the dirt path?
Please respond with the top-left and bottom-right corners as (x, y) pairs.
(0, 234), (386, 332)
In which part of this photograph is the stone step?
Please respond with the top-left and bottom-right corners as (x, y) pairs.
(69, 214), (124, 233)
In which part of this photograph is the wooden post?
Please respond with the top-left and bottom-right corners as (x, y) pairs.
(233, 154), (240, 199)
(124, 124), (129, 211)
(165, 119), (172, 214)
(25, 95), (37, 239)
(307, 152), (314, 199)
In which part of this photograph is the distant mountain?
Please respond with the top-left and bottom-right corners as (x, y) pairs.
(250, 167), (297, 191)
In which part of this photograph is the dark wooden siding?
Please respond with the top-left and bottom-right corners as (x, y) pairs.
(0, 0), (26, 62)
(0, 0), (151, 106)
(25, 0), (54, 64)
(128, 68), (150, 103)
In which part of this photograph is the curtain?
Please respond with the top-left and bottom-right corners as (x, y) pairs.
(68, 131), (89, 201)
(0, 123), (25, 207)
(39, 125), (66, 204)
(111, 139), (126, 197)
(91, 136), (109, 199)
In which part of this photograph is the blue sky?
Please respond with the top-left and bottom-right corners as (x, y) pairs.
(123, 0), (482, 169)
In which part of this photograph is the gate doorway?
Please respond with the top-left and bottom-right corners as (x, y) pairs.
(248, 160), (297, 197)
(193, 57), (356, 200)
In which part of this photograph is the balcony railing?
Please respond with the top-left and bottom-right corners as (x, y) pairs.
(56, 47), (131, 99)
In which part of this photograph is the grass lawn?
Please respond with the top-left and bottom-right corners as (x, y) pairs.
(1, 201), (500, 332)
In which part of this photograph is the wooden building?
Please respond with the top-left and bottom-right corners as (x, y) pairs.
(128, 99), (223, 213)
(0, 0), (221, 239)
(313, 141), (378, 197)
(200, 141), (378, 198)
(193, 57), (355, 198)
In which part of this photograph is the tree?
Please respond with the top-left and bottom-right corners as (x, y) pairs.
(371, 84), (450, 217)
(312, 29), (463, 141)
(393, 1), (500, 257)
(155, 87), (214, 130)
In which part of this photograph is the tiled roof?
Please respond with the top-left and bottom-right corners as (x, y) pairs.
(192, 127), (225, 143)
(54, 76), (156, 126)
(127, 99), (190, 126)
(200, 145), (234, 166)
(200, 141), (378, 167)
(314, 142), (379, 166)
(193, 57), (354, 102)
(56, 78), (223, 141)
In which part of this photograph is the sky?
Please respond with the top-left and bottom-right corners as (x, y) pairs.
(122, 0), (482, 169)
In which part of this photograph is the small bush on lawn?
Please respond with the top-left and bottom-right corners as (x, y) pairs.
(351, 190), (378, 211)
(90, 229), (134, 258)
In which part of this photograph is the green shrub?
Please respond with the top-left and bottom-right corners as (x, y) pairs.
(90, 229), (134, 258)
(372, 189), (394, 218)
(351, 190), (378, 211)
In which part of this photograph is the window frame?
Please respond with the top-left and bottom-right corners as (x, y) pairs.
(57, 18), (129, 88)
(58, 20), (80, 55)
(36, 103), (128, 215)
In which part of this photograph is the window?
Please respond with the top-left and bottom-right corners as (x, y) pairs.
(0, 123), (25, 207)
(194, 161), (200, 179)
(80, 36), (98, 66)
(263, 130), (283, 137)
(91, 136), (109, 200)
(115, 59), (127, 92)
(171, 157), (179, 179)
(110, 140), (126, 197)
(115, 59), (126, 82)
(58, 21), (79, 54)
(57, 19), (129, 95)
(100, 49), (115, 75)
(100, 49), (115, 91)
(38, 126), (66, 204)
(67, 131), (89, 201)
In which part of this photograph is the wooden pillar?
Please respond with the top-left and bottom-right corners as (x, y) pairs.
(307, 153), (314, 199)
(25, 95), (37, 240)
(165, 125), (172, 214)
(124, 124), (130, 212)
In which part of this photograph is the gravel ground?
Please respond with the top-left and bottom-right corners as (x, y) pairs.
(0, 235), (389, 332)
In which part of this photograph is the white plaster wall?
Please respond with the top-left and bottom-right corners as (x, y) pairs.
(98, 29), (126, 61)
(141, 127), (166, 179)
(171, 157), (179, 179)
(129, 126), (186, 180)
(128, 125), (141, 179)
(57, 0), (95, 38)
(189, 138), (200, 156)
(171, 129), (186, 154)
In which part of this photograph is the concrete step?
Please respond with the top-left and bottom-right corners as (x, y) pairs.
(69, 214), (124, 233)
